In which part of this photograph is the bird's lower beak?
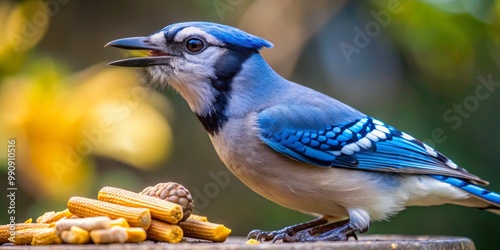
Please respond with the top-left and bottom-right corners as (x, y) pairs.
(105, 36), (174, 67)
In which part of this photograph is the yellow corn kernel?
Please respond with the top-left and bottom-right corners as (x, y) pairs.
(90, 226), (128, 244)
(179, 219), (231, 242)
(67, 197), (151, 229)
(24, 218), (32, 223)
(37, 212), (55, 223)
(245, 239), (260, 244)
(98, 186), (183, 224)
(125, 227), (147, 243)
(188, 214), (208, 222)
(61, 226), (90, 244)
(37, 209), (73, 224)
(53, 209), (74, 222)
(146, 219), (183, 243)
(110, 218), (130, 228)
(55, 216), (111, 235)
(0, 223), (50, 243)
(31, 228), (62, 245)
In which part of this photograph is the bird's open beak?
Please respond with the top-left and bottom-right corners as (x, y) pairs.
(105, 37), (174, 67)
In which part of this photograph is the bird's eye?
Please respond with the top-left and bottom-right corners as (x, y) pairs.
(186, 38), (204, 53)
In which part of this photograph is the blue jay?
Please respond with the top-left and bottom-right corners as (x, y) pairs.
(106, 22), (500, 242)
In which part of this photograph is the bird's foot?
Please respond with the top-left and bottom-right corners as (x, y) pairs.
(247, 228), (293, 242)
(247, 217), (328, 242)
(276, 221), (357, 242)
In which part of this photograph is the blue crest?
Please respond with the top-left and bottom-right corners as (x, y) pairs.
(161, 22), (273, 50)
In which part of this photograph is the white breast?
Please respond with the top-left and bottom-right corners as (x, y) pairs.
(209, 113), (408, 223)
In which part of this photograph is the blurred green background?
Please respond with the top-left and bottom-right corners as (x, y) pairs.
(1, 0), (500, 248)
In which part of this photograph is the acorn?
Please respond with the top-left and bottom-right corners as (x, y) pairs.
(140, 182), (194, 221)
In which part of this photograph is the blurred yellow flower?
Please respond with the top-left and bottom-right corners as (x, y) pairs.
(0, 0), (51, 75)
(0, 59), (173, 201)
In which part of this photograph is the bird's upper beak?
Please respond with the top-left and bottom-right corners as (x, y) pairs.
(105, 36), (174, 67)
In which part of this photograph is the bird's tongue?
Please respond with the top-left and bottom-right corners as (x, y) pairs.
(150, 50), (169, 57)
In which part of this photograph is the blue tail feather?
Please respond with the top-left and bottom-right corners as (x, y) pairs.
(430, 175), (500, 207)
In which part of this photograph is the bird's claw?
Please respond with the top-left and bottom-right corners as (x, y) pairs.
(347, 231), (358, 241)
(271, 233), (288, 243)
(248, 217), (330, 242)
(277, 229), (313, 242)
(279, 229), (353, 242)
(249, 220), (358, 243)
(248, 228), (313, 243)
(247, 228), (294, 242)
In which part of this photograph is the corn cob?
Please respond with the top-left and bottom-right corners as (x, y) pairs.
(36, 212), (56, 223)
(146, 219), (183, 243)
(90, 226), (128, 244)
(9, 228), (43, 245)
(55, 216), (111, 234)
(54, 209), (74, 221)
(31, 228), (62, 245)
(110, 218), (130, 228)
(90, 226), (146, 244)
(124, 227), (147, 243)
(37, 209), (73, 223)
(67, 197), (151, 229)
(61, 226), (91, 244)
(188, 214), (208, 222)
(179, 219), (231, 242)
(0, 223), (50, 243)
(98, 186), (183, 224)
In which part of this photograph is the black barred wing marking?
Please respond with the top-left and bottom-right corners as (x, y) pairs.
(259, 116), (487, 185)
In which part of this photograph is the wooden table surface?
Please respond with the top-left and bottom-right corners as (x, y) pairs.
(2, 235), (475, 249)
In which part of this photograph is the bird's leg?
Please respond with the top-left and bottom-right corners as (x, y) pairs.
(247, 217), (328, 242)
(309, 219), (358, 240)
(277, 219), (359, 242)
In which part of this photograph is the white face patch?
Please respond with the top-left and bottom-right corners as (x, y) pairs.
(140, 28), (231, 116)
(174, 27), (223, 46)
(146, 46), (228, 116)
(149, 32), (166, 45)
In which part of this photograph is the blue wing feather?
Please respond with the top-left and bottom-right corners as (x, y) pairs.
(257, 108), (487, 185)
(430, 175), (500, 206)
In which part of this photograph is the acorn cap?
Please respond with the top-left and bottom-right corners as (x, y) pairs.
(140, 182), (194, 221)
